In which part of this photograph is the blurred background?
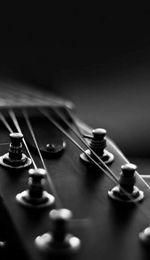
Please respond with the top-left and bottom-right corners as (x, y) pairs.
(0, 6), (150, 173)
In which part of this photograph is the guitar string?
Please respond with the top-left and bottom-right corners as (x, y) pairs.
(63, 108), (150, 191)
(106, 138), (150, 190)
(12, 105), (150, 223)
(8, 109), (37, 169)
(40, 108), (139, 198)
(0, 112), (13, 133)
(41, 107), (148, 203)
(46, 107), (150, 204)
(23, 107), (138, 213)
(51, 107), (120, 183)
(40, 107), (150, 213)
(53, 107), (150, 200)
(72, 115), (150, 185)
(39, 108), (118, 185)
(53, 107), (150, 192)
(22, 109), (47, 170)
(0, 113), (15, 146)
(39, 107), (150, 222)
(64, 107), (84, 137)
(25, 107), (134, 208)
(22, 109), (62, 208)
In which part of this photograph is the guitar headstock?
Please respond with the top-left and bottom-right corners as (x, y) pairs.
(0, 80), (150, 260)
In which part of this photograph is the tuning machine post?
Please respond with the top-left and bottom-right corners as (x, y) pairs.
(108, 163), (144, 202)
(80, 128), (114, 165)
(16, 168), (55, 208)
(35, 208), (81, 254)
(0, 133), (32, 169)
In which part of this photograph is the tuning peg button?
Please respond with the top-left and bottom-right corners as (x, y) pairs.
(0, 132), (32, 169)
(92, 128), (107, 140)
(139, 226), (150, 245)
(108, 163), (144, 202)
(35, 209), (81, 254)
(16, 168), (55, 208)
(80, 128), (114, 165)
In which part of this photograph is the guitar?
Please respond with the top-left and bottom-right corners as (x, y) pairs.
(0, 79), (150, 260)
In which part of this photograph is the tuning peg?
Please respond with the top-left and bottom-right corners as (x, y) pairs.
(0, 132), (32, 169)
(16, 168), (55, 208)
(35, 208), (81, 254)
(139, 226), (150, 245)
(80, 128), (114, 165)
(108, 163), (144, 202)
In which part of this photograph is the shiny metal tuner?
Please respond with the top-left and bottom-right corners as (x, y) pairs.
(108, 163), (144, 202)
(80, 128), (114, 165)
(0, 133), (32, 169)
(16, 168), (55, 208)
(35, 208), (81, 254)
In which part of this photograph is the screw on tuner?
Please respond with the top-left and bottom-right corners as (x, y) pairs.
(80, 128), (114, 165)
(0, 133), (32, 169)
(35, 208), (81, 254)
(108, 163), (144, 202)
(16, 168), (55, 208)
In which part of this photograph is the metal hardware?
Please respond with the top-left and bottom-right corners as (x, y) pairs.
(80, 128), (114, 165)
(108, 163), (144, 202)
(0, 133), (31, 169)
(16, 168), (55, 208)
(35, 209), (81, 254)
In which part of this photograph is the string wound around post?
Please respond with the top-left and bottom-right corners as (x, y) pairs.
(0, 132), (32, 169)
(80, 128), (114, 166)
